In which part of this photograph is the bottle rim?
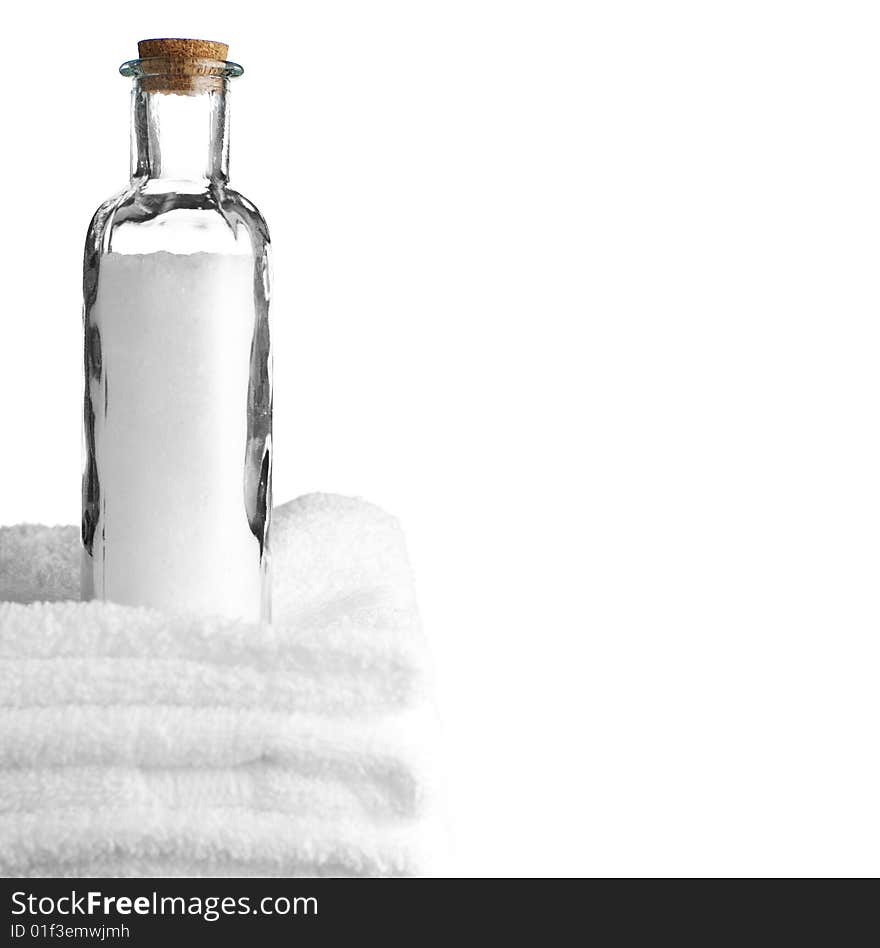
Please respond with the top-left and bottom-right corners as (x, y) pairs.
(120, 57), (244, 80)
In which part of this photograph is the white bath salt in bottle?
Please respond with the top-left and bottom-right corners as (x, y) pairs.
(82, 39), (272, 622)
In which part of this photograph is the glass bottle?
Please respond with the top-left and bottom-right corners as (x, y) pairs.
(82, 39), (272, 622)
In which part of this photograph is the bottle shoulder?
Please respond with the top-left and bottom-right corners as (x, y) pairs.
(85, 185), (135, 246)
(86, 182), (270, 257)
(222, 188), (270, 238)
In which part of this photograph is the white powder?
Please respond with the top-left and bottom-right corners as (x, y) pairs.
(86, 252), (266, 621)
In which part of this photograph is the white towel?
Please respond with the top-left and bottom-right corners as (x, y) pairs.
(0, 493), (443, 877)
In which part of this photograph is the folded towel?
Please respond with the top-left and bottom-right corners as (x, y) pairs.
(0, 493), (443, 878)
(0, 601), (422, 715)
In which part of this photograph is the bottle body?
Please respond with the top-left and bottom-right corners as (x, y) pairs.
(82, 57), (272, 622)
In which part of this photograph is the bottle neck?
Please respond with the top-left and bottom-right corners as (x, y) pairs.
(131, 80), (230, 186)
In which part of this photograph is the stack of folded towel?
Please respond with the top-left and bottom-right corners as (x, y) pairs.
(0, 493), (443, 877)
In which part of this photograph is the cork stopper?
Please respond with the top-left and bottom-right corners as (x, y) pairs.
(130, 38), (237, 95)
(137, 39), (229, 62)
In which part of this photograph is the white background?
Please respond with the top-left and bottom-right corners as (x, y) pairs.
(2, 0), (879, 876)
